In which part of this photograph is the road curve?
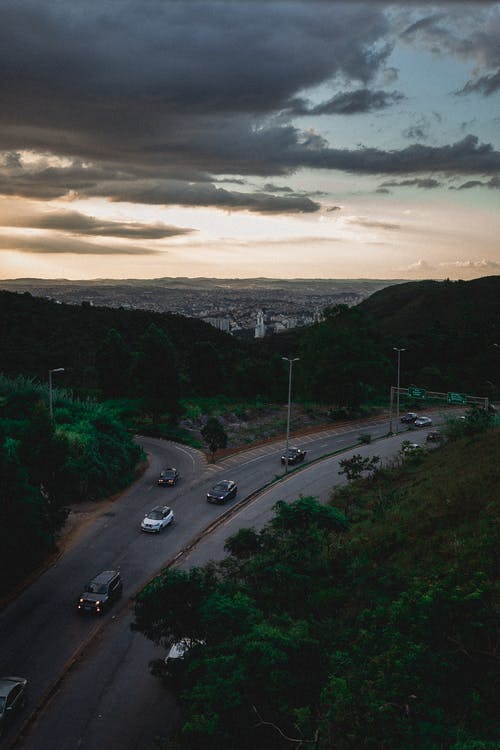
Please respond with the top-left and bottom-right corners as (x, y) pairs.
(4, 409), (451, 748)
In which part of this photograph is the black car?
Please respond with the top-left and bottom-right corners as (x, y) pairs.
(206, 479), (237, 504)
(157, 468), (179, 486)
(281, 447), (306, 465)
(0, 676), (28, 738)
(77, 570), (123, 614)
(401, 412), (418, 424)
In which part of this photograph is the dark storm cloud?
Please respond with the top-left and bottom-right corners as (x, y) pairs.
(86, 179), (321, 213)
(0, 1), (391, 153)
(380, 178), (441, 189)
(304, 89), (405, 115)
(0, 235), (160, 255)
(0, 0), (498, 218)
(285, 134), (500, 175)
(9, 211), (193, 239)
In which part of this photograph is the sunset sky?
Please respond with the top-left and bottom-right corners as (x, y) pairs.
(0, 1), (499, 281)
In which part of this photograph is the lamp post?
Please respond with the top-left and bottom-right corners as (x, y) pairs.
(393, 348), (405, 434)
(282, 357), (299, 473)
(48, 367), (65, 421)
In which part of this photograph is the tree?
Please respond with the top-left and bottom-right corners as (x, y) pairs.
(95, 328), (133, 398)
(338, 453), (380, 482)
(132, 324), (181, 423)
(201, 417), (228, 460)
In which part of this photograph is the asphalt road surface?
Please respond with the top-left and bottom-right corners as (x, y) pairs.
(1, 409), (452, 748)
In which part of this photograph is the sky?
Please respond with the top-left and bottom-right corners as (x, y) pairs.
(0, 0), (499, 281)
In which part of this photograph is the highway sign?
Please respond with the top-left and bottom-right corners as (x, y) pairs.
(447, 392), (467, 405)
(408, 386), (427, 399)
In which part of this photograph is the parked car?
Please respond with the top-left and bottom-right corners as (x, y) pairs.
(414, 416), (432, 428)
(0, 676), (28, 738)
(281, 447), (307, 465)
(157, 468), (179, 487)
(206, 479), (237, 504)
(77, 570), (122, 614)
(141, 505), (174, 533)
(401, 412), (418, 423)
(426, 430), (441, 443)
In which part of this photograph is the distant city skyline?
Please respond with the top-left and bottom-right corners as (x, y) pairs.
(0, 1), (499, 281)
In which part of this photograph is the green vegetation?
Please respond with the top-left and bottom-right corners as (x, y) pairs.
(134, 428), (499, 750)
(201, 417), (228, 460)
(0, 375), (141, 598)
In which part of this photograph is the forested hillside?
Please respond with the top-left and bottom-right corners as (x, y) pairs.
(1, 276), (499, 416)
(0, 376), (141, 598)
(134, 425), (500, 750)
(359, 276), (500, 396)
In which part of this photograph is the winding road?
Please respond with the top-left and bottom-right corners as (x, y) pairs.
(1, 410), (450, 748)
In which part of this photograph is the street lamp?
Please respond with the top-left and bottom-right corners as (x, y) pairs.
(393, 348), (405, 434)
(48, 367), (65, 421)
(282, 357), (299, 473)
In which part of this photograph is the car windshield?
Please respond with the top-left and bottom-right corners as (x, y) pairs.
(212, 482), (229, 492)
(85, 582), (107, 594)
(161, 470), (175, 478)
(147, 509), (164, 520)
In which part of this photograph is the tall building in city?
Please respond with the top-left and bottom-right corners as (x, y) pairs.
(254, 310), (266, 338)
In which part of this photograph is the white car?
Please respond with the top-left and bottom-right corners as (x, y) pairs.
(402, 442), (421, 454)
(141, 505), (174, 533)
(414, 416), (432, 428)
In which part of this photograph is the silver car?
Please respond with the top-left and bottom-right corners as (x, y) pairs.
(414, 416), (432, 428)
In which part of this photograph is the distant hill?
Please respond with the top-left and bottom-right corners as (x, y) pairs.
(0, 289), (245, 398)
(359, 276), (500, 397)
(1, 276), (499, 405)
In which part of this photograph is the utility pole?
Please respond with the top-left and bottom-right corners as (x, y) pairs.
(393, 348), (405, 434)
(282, 357), (299, 473)
(49, 367), (65, 420)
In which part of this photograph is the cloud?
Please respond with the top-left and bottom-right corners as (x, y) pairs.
(457, 69), (500, 97)
(405, 259), (436, 272)
(9, 210), (193, 239)
(398, 5), (500, 97)
(0, 1), (498, 223)
(290, 89), (405, 116)
(380, 178), (442, 189)
(439, 258), (500, 270)
(0, 2), (391, 154)
(451, 175), (500, 190)
(287, 134), (500, 176)
(348, 218), (401, 231)
(0, 234), (160, 255)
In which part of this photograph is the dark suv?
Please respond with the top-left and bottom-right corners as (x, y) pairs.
(77, 570), (122, 614)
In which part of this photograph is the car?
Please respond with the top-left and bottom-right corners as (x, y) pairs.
(206, 479), (237, 504)
(401, 412), (418, 423)
(281, 446), (307, 465)
(414, 416), (433, 428)
(141, 505), (174, 533)
(157, 468), (179, 487)
(77, 570), (123, 614)
(426, 430), (441, 443)
(0, 676), (28, 738)
(402, 442), (421, 454)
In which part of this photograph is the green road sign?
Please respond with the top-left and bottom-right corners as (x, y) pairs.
(447, 392), (467, 405)
(408, 386), (427, 399)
